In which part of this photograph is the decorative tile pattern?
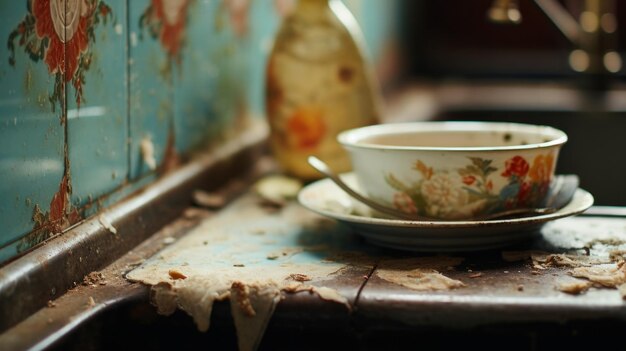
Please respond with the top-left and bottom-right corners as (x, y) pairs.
(0, 2), (66, 258)
(67, 1), (129, 210)
(0, 0), (398, 263)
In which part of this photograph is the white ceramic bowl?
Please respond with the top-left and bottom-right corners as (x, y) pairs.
(338, 121), (568, 220)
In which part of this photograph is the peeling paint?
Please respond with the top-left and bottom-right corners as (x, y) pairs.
(376, 257), (466, 291)
(18, 135), (82, 253)
(17, 173), (83, 253)
(48, 174), (71, 229)
(140, 136), (157, 171)
(571, 261), (626, 288)
(127, 195), (358, 348)
(32, 204), (46, 227)
(98, 214), (117, 234)
(16, 228), (51, 254)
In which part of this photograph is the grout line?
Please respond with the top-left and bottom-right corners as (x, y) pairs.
(125, 0), (132, 181)
(63, 0), (70, 195)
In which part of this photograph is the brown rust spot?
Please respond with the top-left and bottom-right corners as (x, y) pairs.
(160, 127), (180, 175)
(82, 271), (106, 286)
(19, 172), (82, 253)
(48, 174), (70, 231)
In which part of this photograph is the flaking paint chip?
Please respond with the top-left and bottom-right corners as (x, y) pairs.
(557, 279), (592, 295)
(140, 136), (157, 170)
(254, 175), (303, 205)
(192, 190), (226, 209)
(98, 214), (117, 234)
(289, 273), (311, 282)
(168, 269), (187, 280)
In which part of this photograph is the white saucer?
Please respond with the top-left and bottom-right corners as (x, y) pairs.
(297, 173), (594, 252)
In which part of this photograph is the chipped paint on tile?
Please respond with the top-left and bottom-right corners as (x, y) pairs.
(17, 172), (82, 253)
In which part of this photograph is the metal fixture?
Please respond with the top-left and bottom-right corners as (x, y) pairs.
(487, 0), (522, 24)
(488, 0), (621, 88)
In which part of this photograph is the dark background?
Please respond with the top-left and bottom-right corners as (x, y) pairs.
(400, 0), (626, 83)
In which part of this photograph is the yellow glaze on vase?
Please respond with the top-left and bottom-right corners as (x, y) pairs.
(265, 0), (382, 180)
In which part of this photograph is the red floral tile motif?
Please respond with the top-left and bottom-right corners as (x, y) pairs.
(139, 0), (190, 66)
(8, 0), (112, 112)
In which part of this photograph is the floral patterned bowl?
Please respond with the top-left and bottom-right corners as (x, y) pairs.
(337, 121), (568, 221)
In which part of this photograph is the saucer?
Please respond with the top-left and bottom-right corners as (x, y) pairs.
(297, 173), (594, 252)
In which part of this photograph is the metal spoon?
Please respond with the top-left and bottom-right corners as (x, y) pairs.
(308, 156), (579, 222)
(307, 156), (430, 221)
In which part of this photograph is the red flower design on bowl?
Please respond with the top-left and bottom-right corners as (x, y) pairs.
(502, 155), (529, 178)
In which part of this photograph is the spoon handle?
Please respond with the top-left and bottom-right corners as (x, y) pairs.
(308, 156), (424, 221)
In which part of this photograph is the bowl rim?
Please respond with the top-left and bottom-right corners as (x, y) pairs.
(337, 121), (568, 152)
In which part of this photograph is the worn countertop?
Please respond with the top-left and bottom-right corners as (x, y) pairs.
(2, 174), (626, 350)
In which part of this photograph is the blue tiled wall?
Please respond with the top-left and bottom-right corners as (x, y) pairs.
(0, 0), (399, 264)
(128, 0), (174, 179)
(68, 1), (129, 210)
(0, 2), (67, 257)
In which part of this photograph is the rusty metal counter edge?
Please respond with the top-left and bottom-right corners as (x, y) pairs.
(0, 124), (268, 334)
